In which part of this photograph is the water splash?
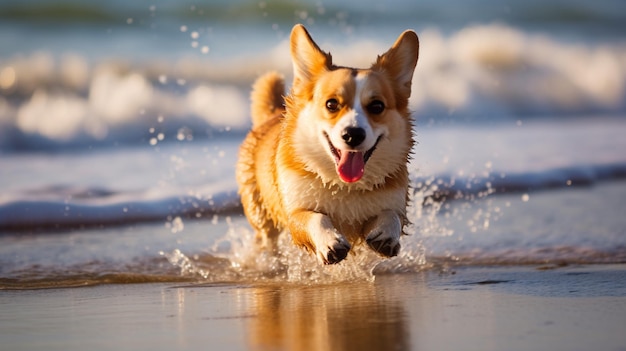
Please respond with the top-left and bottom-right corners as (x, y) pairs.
(159, 190), (448, 284)
(155, 163), (530, 284)
(161, 221), (383, 284)
(160, 249), (210, 279)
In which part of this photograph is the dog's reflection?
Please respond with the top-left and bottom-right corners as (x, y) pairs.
(246, 281), (409, 351)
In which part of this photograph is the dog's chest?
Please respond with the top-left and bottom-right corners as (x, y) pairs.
(282, 173), (406, 224)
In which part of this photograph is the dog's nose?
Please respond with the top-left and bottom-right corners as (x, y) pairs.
(342, 127), (366, 148)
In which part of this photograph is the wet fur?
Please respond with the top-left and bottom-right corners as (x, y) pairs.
(236, 24), (419, 264)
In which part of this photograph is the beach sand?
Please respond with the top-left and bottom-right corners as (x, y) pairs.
(2, 265), (625, 351)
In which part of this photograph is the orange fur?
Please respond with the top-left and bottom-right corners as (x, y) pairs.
(236, 24), (419, 264)
(250, 72), (285, 128)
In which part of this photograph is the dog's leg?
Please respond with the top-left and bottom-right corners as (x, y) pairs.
(289, 210), (351, 264)
(364, 210), (402, 257)
(255, 226), (281, 253)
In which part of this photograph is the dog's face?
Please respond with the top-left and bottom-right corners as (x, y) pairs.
(285, 25), (419, 186)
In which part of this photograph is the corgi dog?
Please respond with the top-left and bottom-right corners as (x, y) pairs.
(236, 24), (419, 264)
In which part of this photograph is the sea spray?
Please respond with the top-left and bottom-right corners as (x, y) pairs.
(156, 155), (512, 283)
(162, 218), (381, 284)
(158, 185), (465, 284)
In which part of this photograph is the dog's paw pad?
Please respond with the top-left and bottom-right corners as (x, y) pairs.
(319, 238), (351, 265)
(325, 245), (349, 264)
(366, 232), (400, 258)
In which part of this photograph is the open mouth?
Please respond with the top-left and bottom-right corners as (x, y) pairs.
(324, 132), (382, 183)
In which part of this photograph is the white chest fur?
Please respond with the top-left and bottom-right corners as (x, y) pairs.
(279, 169), (406, 225)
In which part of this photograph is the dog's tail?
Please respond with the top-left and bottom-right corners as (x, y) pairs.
(250, 71), (285, 129)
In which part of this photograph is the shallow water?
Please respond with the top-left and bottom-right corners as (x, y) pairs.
(1, 178), (625, 289)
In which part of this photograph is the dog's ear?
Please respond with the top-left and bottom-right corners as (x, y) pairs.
(290, 24), (332, 87)
(374, 30), (419, 105)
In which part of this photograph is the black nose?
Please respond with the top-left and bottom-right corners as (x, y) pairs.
(342, 127), (366, 148)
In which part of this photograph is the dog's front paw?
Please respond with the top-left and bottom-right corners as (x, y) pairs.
(366, 231), (400, 257)
(316, 234), (351, 265)
(365, 211), (402, 258)
(293, 212), (352, 264)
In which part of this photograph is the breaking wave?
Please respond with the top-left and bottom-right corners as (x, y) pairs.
(1, 23), (626, 151)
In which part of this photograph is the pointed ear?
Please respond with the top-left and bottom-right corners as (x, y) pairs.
(290, 24), (332, 87)
(374, 30), (419, 103)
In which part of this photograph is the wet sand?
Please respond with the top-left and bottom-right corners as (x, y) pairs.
(2, 265), (625, 351)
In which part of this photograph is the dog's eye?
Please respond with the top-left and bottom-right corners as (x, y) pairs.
(366, 100), (385, 115)
(326, 99), (340, 112)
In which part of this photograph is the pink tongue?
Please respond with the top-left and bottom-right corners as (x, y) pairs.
(337, 151), (365, 183)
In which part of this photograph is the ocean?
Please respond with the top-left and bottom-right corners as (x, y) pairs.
(1, 0), (626, 289)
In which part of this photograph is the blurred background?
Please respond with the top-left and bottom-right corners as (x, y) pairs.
(1, 0), (625, 151)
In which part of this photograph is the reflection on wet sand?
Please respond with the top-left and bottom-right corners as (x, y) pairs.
(245, 280), (410, 351)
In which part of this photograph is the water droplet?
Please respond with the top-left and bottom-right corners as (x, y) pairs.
(169, 216), (185, 234)
(176, 127), (193, 141)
